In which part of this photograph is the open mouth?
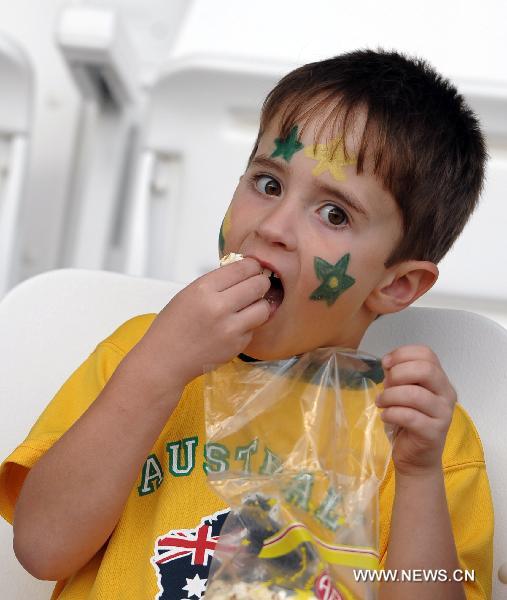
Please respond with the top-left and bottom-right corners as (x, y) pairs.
(263, 270), (285, 313)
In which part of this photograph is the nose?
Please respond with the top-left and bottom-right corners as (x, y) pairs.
(255, 198), (298, 251)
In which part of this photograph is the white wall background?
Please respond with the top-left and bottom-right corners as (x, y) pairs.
(0, 0), (192, 282)
(175, 0), (507, 82)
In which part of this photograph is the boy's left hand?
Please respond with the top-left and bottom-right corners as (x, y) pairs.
(376, 345), (457, 477)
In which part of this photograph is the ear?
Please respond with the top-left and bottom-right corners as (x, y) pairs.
(365, 261), (439, 315)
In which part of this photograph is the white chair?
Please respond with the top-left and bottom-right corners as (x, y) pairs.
(0, 269), (183, 599)
(360, 307), (507, 598)
(1, 269), (506, 598)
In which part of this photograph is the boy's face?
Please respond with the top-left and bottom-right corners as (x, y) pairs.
(220, 115), (405, 360)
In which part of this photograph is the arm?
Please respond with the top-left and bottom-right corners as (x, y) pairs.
(383, 469), (464, 599)
(13, 350), (185, 581)
(13, 258), (270, 581)
(376, 346), (466, 600)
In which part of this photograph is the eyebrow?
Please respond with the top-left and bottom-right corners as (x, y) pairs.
(249, 154), (369, 219)
(250, 154), (288, 175)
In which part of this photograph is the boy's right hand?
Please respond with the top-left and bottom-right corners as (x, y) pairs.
(12, 262), (269, 581)
(130, 257), (271, 394)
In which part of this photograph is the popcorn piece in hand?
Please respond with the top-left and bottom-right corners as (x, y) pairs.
(219, 252), (273, 278)
(220, 252), (245, 266)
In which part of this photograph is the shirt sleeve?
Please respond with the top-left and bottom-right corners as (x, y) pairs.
(379, 403), (493, 599)
(0, 340), (125, 525)
(444, 460), (494, 600)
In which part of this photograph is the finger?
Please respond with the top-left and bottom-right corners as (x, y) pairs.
(383, 360), (454, 398)
(222, 272), (271, 312)
(208, 257), (264, 292)
(379, 406), (440, 439)
(232, 297), (271, 331)
(382, 345), (441, 370)
(377, 385), (444, 419)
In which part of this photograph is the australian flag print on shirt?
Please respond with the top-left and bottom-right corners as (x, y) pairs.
(151, 509), (230, 599)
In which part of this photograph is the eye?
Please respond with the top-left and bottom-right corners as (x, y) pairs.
(318, 204), (349, 227)
(255, 175), (282, 196)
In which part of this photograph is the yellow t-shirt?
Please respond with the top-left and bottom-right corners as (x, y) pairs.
(0, 314), (493, 599)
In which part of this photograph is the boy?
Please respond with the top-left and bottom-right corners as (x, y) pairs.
(0, 49), (492, 599)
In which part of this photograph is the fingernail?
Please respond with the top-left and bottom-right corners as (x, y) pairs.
(382, 354), (392, 368)
(375, 394), (381, 406)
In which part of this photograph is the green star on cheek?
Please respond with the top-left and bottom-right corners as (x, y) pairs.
(218, 220), (225, 254)
(270, 125), (304, 162)
(218, 206), (232, 255)
(309, 254), (356, 306)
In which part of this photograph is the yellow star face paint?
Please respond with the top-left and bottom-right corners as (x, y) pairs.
(328, 276), (339, 289)
(304, 138), (356, 181)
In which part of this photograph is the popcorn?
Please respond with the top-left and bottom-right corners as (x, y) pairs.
(204, 350), (388, 600)
(219, 252), (275, 279)
(220, 252), (245, 266)
(206, 580), (317, 599)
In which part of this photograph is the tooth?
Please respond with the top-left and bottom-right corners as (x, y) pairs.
(262, 268), (273, 278)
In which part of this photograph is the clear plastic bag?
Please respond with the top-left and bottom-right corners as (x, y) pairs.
(203, 348), (392, 599)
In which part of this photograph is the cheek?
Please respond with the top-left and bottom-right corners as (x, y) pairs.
(229, 190), (262, 233)
(303, 252), (357, 307)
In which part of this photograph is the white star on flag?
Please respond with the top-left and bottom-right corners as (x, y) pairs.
(182, 573), (207, 598)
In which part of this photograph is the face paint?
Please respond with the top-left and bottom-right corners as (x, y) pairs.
(270, 125), (304, 162)
(309, 254), (356, 306)
(218, 205), (233, 256)
(304, 138), (356, 181)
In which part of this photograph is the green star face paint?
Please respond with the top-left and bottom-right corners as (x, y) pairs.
(310, 254), (356, 306)
(270, 125), (304, 162)
(218, 220), (225, 255)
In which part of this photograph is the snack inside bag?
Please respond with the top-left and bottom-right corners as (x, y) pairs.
(204, 349), (392, 599)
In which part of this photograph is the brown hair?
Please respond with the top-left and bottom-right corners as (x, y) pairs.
(249, 49), (487, 265)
